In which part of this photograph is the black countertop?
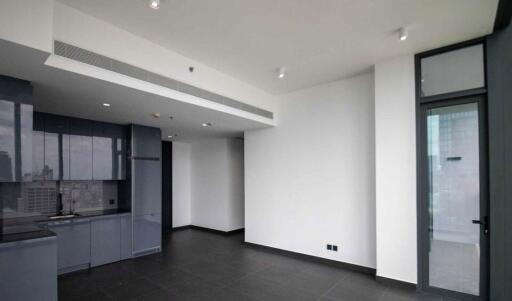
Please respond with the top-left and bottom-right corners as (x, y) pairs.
(0, 227), (56, 244)
(0, 209), (131, 244)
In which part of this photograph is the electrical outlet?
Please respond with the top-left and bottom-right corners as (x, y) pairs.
(109, 199), (115, 205)
(333, 245), (338, 252)
(327, 244), (332, 250)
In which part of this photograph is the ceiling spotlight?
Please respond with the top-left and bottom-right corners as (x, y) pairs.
(398, 27), (408, 41)
(201, 122), (212, 127)
(277, 67), (286, 79)
(167, 134), (177, 139)
(102, 103), (110, 107)
(149, 0), (160, 10)
(152, 113), (161, 118)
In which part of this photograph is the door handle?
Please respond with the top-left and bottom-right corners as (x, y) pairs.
(472, 216), (489, 235)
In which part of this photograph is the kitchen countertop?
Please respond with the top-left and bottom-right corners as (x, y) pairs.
(0, 227), (56, 244)
(0, 209), (131, 244)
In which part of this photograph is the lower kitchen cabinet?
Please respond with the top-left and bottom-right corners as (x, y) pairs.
(44, 213), (133, 273)
(133, 213), (161, 256)
(91, 216), (121, 267)
(0, 236), (57, 301)
(120, 214), (133, 260)
(47, 218), (91, 274)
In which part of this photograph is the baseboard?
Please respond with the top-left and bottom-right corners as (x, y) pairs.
(376, 276), (417, 290)
(172, 225), (245, 235)
(244, 241), (376, 276)
(172, 225), (193, 231)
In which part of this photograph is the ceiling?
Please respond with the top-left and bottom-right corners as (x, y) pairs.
(0, 40), (271, 142)
(58, 0), (499, 94)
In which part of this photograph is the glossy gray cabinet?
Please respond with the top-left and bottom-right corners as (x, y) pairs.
(131, 125), (161, 158)
(133, 213), (161, 254)
(130, 125), (162, 256)
(0, 75), (33, 182)
(91, 216), (121, 267)
(47, 218), (91, 274)
(42, 113), (70, 181)
(32, 112), (45, 181)
(32, 112), (127, 180)
(69, 118), (93, 180)
(133, 159), (162, 215)
(120, 214), (132, 260)
(93, 121), (126, 180)
(0, 236), (57, 301)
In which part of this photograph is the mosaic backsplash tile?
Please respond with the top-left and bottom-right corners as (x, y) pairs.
(0, 180), (118, 218)
(60, 181), (118, 212)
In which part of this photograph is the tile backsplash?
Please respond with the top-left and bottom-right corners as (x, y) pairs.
(60, 181), (118, 213)
(0, 180), (118, 219)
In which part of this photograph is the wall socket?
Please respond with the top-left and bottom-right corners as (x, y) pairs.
(326, 244), (338, 252)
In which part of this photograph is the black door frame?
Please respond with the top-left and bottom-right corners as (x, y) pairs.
(415, 38), (490, 301)
(161, 141), (173, 234)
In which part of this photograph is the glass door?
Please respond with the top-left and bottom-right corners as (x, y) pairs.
(421, 96), (488, 300)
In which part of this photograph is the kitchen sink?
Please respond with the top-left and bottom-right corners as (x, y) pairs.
(48, 213), (80, 220)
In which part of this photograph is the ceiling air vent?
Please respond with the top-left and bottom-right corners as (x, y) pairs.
(53, 40), (273, 119)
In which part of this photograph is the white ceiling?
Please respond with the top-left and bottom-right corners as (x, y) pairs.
(58, 0), (498, 94)
(0, 40), (271, 142)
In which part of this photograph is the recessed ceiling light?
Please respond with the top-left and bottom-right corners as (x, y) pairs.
(202, 122), (212, 127)
(168, 134), (178, 139)
(149, 0), (160, 9)
(277, 67), (286, 79)
(398, 27), (408, 41)
(152, 113), (161, 118)
(102, 103), (110, 107)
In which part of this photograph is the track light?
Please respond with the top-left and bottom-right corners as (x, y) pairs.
(149, 0), (160, 10)
(398, 27), (408, 41)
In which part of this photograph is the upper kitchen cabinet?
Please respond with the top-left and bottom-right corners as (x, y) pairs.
(130, 125), (161, 159)
(43, 113), (70, 181)
(93, 122), (126, 180)
(32, 112), (45, 181)
(69, 118), (93, 180)
(0, 75), (33, 182)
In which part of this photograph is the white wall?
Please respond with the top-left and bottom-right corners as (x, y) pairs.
(374, 55), (417, 284)
(172, 142), (191, 228)
(0, 0), (54, 52)
(245, 73), (376, 268)
(190, 138), (244, 231)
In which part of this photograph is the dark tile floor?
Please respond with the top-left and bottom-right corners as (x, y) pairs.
(58, 229), (451, 301)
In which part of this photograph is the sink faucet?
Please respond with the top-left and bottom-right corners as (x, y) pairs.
(57, 192), (63, 216)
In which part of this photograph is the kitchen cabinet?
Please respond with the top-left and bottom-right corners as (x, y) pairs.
(91, 215), (121, 267)
(93, 121), (126, 180)
(47, 218), (91, 274)
(33, 112), (127, 181)
(120, 213), (132, 260)
(129, 125), (162, 256)
(133, 213), (161, 254)
(0, 75), (33, 182)
(32, 112), (45, 181)
(43, 113), (70, 180)
(69, 118), (93, 180)
(0, 236), (57, 301)
(132, 159), (161, 215)
(131, 125), (161, 158)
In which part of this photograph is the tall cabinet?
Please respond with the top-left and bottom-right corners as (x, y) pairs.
(129, 125), (162, 256)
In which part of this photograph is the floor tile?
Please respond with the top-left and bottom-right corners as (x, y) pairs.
(102, 278), (162, 300)
(56, 229), (431, 301)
